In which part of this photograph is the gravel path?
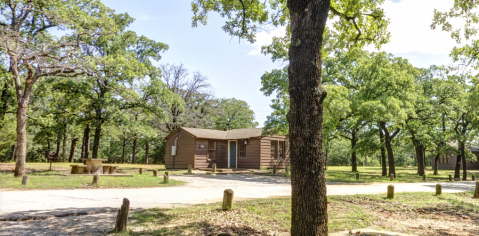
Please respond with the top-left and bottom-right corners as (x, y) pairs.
(0, 173), (476, 235)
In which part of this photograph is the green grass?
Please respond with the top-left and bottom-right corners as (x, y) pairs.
(324, 166), (479, 183)
(126, 191), (479, 235)
(0, 162), (187, 190)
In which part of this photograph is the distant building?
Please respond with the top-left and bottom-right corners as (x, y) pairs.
(164, 127), (290, 169)
(431, 144), (479, 170)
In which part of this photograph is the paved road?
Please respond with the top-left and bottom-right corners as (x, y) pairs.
(0, 174), (476, 220)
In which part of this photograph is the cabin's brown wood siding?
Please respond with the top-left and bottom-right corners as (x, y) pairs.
(194, 139), (229, 169)
(431, 152), (479, 170)
(260, 135), (290, 168)
(237, 138), (261, 169)
(165, 130), (195, 169)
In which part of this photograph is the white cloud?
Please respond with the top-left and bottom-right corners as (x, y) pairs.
(247, 26), (286, 56)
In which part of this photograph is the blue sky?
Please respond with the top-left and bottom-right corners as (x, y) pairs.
(102, 0), (457, 127)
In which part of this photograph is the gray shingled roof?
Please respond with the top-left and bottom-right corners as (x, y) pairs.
(181, 127), (263, 139)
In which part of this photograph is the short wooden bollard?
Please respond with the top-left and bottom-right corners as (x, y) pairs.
(153, 170), (158, 177)
(356, 173), (360, 180)
(114, 198), (130, 233)
(423, 174), (427, 181)
(472, 175), (476, 181)
(163, 174), (169, 184)
(222, 189), (234, 211)
(139, 168), (143, 174)
(273, 165), (277, 175)
(92, 174), (99, 184)
(474, 181), (479, 198)
(449, 175), (452, 181)
(390, 173), (394, 181)
(212, 163), (217, 173)
(436, 184), (442, 195)
(387, 185), (394, 199)
(21, 176), (29, 185)
(187, 164), (192, 174)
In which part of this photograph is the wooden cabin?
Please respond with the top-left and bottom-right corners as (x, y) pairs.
(431, 146), (479, 170)
(164, 127), (289, 169)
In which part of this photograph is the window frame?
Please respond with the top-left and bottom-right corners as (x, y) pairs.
(279, 141), (285, 159)
(208, 140), (216, 160)
(271, 140), (278, 159)
(239, 140), (247, 159)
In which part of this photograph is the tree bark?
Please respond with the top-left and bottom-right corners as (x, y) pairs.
(131, 135), (137, 164)
(80, 125), (91, 159)
(69, 137), (78, 163)
(145, 141), (149, 164)
(14, 105), (28, 177)
(55, 139), (60, 159)
(351, 133), (357, 172)
(121, 132), (126, 164)
(92, 124), (102, 159)
(288, 0), (330, 234)
(415, 145), (425, 176)
(10, 144), (16, 162)
(460, 142), (467, 180)
(380, 122), (398, 178)
(61, 124), (67, 162)
(433, 153), (439, 175)
(454, 154), (461, 179)
(379, 129), (387, 176)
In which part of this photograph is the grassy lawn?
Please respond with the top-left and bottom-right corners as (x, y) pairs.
(126, 191), (479, 236)
(0, 162), (188, 190)
(324, 166), (479, 183)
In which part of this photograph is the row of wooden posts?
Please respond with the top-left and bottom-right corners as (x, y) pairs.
(354, 173), (477, 182)
(112, 189), (235, 234)
(386, 182), (479, 199)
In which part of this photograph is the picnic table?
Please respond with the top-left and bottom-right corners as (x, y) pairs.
(70, 158), (119, 175)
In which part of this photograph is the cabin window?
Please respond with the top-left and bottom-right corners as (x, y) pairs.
(208, 141), (216, 160)
(279, 141), (285, 159)
(239, 140), (246, 158)
(271, 141), (278, 159)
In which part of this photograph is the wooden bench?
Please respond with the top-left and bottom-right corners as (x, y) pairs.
(70, 165), (87, 174)
(102, 165), (119, 174)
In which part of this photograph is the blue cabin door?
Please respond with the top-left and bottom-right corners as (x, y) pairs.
(229, 141), (237, 168)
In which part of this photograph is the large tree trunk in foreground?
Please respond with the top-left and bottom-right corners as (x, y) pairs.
(69, 137), (78, 163)
(379, 129), (387, 176)
(92, 124), (102, 159)
(288, 0), (330, 234)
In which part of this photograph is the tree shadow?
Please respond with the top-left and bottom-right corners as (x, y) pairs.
(176, 173), (291, 185)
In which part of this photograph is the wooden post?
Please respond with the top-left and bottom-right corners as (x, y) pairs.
(387, 185), (394, 199)
(114, 198), (130, 233)
(222, 189), (234, 211)
(139, 168), (143, 174)
(356, 173), (360, 180)
(423, 174), (427, 182)
(165, 171), (169, 177)
(390, 173), (394, 181)
(212, 163), (216, 173)
(187, 164), (192, 174)
(472, 175), (476, 181)
(153, 170), (158, 177)
(474, 181), (479, 198)
(272, 165), (277, 175)
(49, 160), (52, 171)
(21, 175), (29, 185)
(163, 174), (169, 184)
(436, 184), (442, 195)
(92, 174), (99, 184)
